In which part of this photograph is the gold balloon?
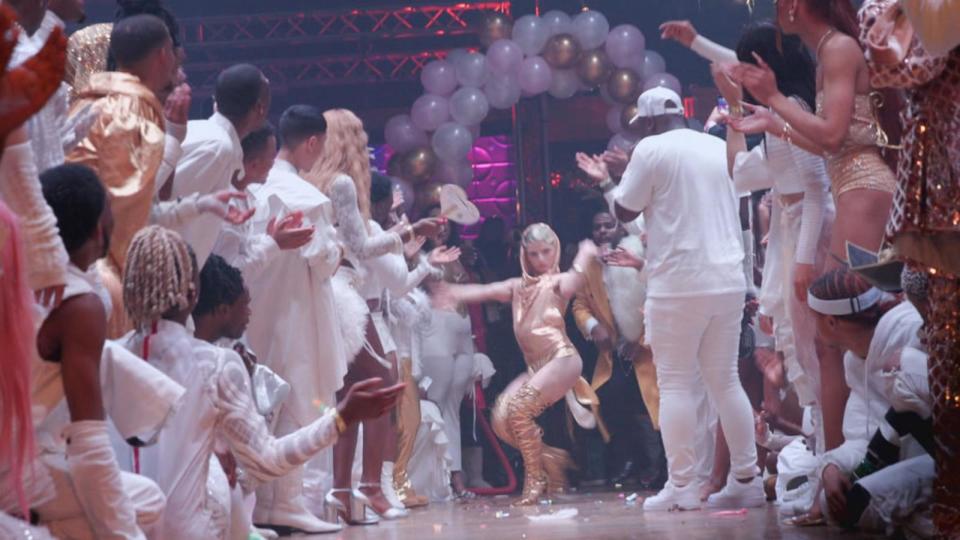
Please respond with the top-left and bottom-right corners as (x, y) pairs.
(576, 49), (612, 88)
(403, 147), (438, 184)
(415, 181), (444, 209)
(479, 12), (513, 48)
(620, 103), (645, 136)
(607, 68), (642, 105)
(543, 33), (581, 70)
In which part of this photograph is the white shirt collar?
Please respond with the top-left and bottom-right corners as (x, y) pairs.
(273, 159), (298, 175)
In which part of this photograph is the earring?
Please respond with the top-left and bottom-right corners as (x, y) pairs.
(789, 1), (797, 22)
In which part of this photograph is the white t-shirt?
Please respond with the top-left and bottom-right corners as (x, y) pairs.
(612, 128), (745, 299)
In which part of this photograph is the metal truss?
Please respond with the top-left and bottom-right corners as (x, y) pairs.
(179, 2), (511, 50)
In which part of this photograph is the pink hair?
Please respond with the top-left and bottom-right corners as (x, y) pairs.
(0, 200), (37, 518)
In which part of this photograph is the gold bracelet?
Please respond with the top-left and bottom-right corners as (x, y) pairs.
(333, 410), (348, 434)
(729, 104), (744, 118)
(781, 121), (793, 144)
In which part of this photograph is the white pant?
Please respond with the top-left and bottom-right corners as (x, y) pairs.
(421, 353), (476, 471)
(646, 292), (758, 486)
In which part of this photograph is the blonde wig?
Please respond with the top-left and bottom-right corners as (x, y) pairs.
(307, 108), (373, 220)
(123, 225), (196, 329)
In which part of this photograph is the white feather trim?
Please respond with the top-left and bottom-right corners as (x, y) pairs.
(331, 270), (369, 362)
(605, 234), (647, 343)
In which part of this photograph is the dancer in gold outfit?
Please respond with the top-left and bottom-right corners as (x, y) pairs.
(435, 223), (599, 505)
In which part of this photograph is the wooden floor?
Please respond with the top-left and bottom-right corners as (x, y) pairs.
(284, 490), (883, 540)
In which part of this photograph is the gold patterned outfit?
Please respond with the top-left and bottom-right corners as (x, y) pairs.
(65, 23), (111, 100)
(860, 2), (960, 534)
(66, 72), (166, 337)
(489, 225), (600, 505)
(816, 91), (898, 200)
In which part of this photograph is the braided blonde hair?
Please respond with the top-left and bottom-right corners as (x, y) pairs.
(123, 225), (196, 329)
(306, 108), (373, 220)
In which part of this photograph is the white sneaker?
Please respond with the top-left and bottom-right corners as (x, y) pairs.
(642, 481), (701, 511)
(705, 476), (766, 509)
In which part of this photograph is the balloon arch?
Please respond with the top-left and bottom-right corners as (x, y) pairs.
(384, 9), (683, 214)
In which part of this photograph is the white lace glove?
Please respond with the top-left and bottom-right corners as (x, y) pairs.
(63, 421), (145, 540)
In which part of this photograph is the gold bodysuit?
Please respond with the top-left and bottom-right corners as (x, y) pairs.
(512, 273), (579, 373)
(817, 91), (897, 199)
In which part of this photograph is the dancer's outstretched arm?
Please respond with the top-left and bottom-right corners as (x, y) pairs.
(436, 278), (517, 308)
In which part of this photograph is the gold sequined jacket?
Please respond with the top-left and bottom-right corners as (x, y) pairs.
(861, 1), (960, 275)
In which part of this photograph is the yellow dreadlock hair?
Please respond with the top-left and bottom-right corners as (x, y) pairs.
(123, 225), (196, 329)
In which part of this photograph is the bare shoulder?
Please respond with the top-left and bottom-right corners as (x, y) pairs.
(822, 34), (865, 66)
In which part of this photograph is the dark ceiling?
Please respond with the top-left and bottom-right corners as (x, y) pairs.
(79, 0), (777, 141)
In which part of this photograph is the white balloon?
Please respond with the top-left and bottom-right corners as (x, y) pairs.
(608, 132), (640, 153)
(449, 87), (490, 126)
(605, 24), (646, 69)
(643, 72), (683, 96)
(484, 76), (522, 109)
(433, 159), (474, 187)
(411, 94), (450, 131)
(446, 48), (470, 65)
(454, 52), (488, 88)
(606, 105), (624, 133)
(420, 60), (458, 96)
(384, 114), (428, 153)
(518, 56), (553, 95)
(432, 122), (474, 164)
(572, 10), (610, 50)
(486, 39), (524, 75)
(541, 10), (572, 36)
(512, 15), (548, 57)
(548, 68), (579, 99)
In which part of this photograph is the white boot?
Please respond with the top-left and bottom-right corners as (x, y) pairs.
(381, 462), (407, 511)
(462, 447), (492, 489)
(253, 467), (342, 535)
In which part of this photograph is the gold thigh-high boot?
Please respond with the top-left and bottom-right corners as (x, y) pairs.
(541, 445), (575, 496)
(491, 390), (516, 447)
(507, 384), (548, 506)
(393, 358), (428, 508)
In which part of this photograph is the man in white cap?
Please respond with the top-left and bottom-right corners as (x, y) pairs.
(597, 86), (762, 511)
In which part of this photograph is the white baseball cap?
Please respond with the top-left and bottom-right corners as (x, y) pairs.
(629, 86), (684, 123)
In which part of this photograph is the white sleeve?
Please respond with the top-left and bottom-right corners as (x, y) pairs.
(612, 142), (658, 213)
(791, 147), (830, 265)
(154, 122), (187, 196)
(0, 142), (69, 291)
(230, 233), (281, 285)
(302, 219), (343, 280)
(690, 35), (738, 63)
(396, 257), (437, 297)
(367, 250), (411, 296)
(216, 353), (339, 483)
(150, 193), (202, 229)
(900, 0), (960, 56)
(758, 201), (783, 317)
(732, 144), (776, 193)
(329, 175), (402, 259)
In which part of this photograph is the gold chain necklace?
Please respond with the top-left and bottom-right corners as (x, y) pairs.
(815, 28), (836, 60)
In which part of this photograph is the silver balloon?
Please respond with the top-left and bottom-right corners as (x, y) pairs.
(411, 93), (450, 131)
(548, 68), (579, 99)
(483, 75), (522, 109)
(420, 60), (458, 96)
(446, 48), (470, 65)
(512, 14), (548, 57)
(571, 10), (610, 51)
(643, 72), (683, 96)
(486, 39), (523, 75)
(642, 50), (666, 79)
(449, 87), (490, 126)
(433, 159), (474, 187)
(432, 122), (474, 164)
(518, 56), (553, 95)
(384, 114), (428, 153)
(605, 24), (646, 69)
(541, 10), (572, 36)
(454, 52), (488, 88)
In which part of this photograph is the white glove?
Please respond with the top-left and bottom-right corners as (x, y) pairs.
(63, 421), (146, 540)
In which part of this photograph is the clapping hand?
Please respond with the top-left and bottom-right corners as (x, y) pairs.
(603, 247), (645, 271)
(337, 378), (406, 425)
(267, 211), (314, 250)
(428, 245), (461, 265)
(729, 53), (780, 106)
(601, 148), (630, 177)
(728, 103), (780, 136)
(659, 20), (698, 48)
(575, 152), (610, 186)
(164, 83), (192, 126)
